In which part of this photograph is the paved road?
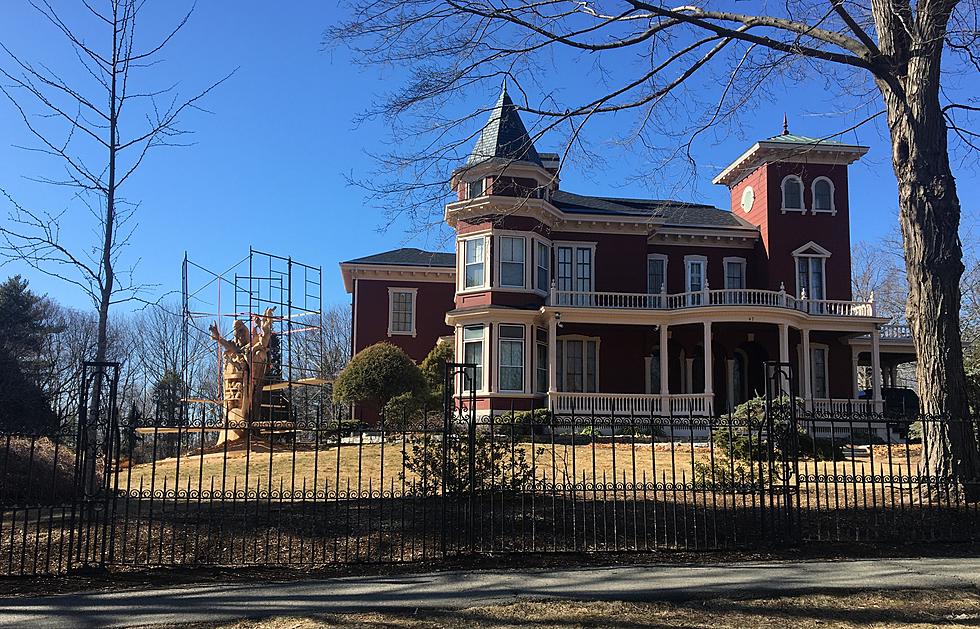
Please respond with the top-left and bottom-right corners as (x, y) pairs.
(2, 557), (980, 628)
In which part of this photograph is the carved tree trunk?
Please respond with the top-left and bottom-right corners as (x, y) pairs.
(875, 2), (980, 499)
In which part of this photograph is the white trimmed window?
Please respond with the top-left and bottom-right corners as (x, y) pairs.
(554, 243), (595, 306)
(810, 345), (829, 398)
(811, 177), (835, 214)
(462, 325), (485, 392)
(781, 175), (805, 212)
(647, 254), (667, 294)
(724, 257), (746, 289)
(536, 328), (548, 393)
(463, 237), (486, 289)
(556, 337), (598, 393)
(468, 178), (485, 199)
(387, 288), (417, 336)
(684, 255), (707, 306)
(499, 235), (526, 288)
(498, 324), (525, 392)
(792, 241), (831, 301)
(536, 241), (550, 292)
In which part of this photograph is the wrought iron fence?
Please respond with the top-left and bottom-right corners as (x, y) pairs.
(1, 364), (978, 576)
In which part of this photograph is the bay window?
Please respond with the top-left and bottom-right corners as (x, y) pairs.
(463, 237), (486, 289)
(499, 236), (526, 288)
(462, 325), (485, 392)
(498, 324), (525, 392)
(536, 241), (550, 292)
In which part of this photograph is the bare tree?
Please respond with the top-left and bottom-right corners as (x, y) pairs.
(0, 1), (230, 369)
(331, 0), (980, 496)
(852, 233), (907, 319)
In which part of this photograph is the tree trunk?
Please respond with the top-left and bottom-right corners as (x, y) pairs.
(877, 57), (980, 500)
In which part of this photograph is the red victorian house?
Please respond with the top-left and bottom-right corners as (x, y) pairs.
(340, 86), (915, 421)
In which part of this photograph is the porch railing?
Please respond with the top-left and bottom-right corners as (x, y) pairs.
(549, 392), (714, 416)
(550, 287), (876, 317)
(807, 398), (883, 414)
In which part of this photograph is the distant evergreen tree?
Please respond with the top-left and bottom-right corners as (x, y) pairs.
(152, 369), (185, 424)
(0, 276), (60, 434)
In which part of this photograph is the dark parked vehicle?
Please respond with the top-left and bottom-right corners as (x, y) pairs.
(858, 387), (920, 418)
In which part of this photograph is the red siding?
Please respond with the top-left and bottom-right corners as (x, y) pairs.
(729, 161), (852, 299)
(353, 279), (455, 362)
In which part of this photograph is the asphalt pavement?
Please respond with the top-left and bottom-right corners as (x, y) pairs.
(2, 557), (979, 627)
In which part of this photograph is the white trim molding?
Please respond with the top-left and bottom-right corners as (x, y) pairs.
(646, 253), (669, 294)
(684, 254), (708, 293)
(458, 234), (490, 293)
(387, 287), (418, 337)
(722, 256), (747, 289)
(810, 176), (837, 215)
(780, 174), (806, 214)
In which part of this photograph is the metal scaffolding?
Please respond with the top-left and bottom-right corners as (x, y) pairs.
(178, 247), (327, 441)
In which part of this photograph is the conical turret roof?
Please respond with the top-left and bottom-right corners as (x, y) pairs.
(466, 83), (542, 167)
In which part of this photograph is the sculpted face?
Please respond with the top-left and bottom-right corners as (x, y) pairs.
(233, 320), (249, 347)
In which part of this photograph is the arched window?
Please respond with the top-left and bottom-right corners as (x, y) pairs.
(812, 177), (835, 213)
(781, 175), (804, 212)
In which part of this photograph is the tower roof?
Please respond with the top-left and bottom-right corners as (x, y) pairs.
(466, 83), (543, 168)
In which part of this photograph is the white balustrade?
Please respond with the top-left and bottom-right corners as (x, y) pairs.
(808, 398), (883, 414)
(881, 323), (912, 339)
(549, 392), (712, 416)
(550, 287), (874, 317)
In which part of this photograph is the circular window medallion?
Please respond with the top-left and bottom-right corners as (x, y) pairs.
(740, 186), (755, 213)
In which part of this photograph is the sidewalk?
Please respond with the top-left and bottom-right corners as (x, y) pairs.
(2, 557), (979, 628)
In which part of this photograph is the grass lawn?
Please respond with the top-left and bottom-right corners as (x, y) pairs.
(119, 441), (924, 497)
(151, 589), (980, 628)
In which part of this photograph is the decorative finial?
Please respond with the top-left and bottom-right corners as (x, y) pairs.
(782, 113), (789, 136)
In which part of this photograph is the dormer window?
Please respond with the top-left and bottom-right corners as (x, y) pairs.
(468, 178), (485, 199)
(781, 175), (805, 212)
(811, 177), (835, 214)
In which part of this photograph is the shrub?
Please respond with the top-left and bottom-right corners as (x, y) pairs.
(333, 342), (425, 411)
(402, 429), (540, 496)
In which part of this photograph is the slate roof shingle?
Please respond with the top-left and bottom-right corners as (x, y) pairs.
(466, 83), (543, 167)
(550, 190), (746, 228)
(343, 248), (456, 268)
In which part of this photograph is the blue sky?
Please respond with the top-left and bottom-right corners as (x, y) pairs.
(0, 1), (974, 311)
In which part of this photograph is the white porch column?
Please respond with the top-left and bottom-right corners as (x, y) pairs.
(871, 326), (882, 404)
(548, 315), (558, 398)
(778, 323), (790, 396)
(889, 365), (898, 388)
(725, 359), (735, 413)
(685, 358), (694, 394)
(851, 348), (860, 398)
(702, 321), (713, 395)
(801, 327), (812, 402)
(659, 324), (669, 408)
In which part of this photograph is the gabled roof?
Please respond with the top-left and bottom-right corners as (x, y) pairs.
(550, 190), (748, 228)
(466, 83), (543, 168)
(342, 248), (455, 268)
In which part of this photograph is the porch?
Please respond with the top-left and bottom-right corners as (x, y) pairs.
(544, 318), (903, 417)
(548, 391), (883, 416)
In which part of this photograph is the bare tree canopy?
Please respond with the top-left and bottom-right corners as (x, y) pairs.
(0, 0), (230, 366)
(331, 0), (980, 495)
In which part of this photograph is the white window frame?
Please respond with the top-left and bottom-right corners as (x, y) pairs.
(535, 327), (548, 394)
(808, 343), (830, 399)
(684, 254), (707, 306)
(780, 174), (806, 213)
(555, 335), (600, 393)
(644, 350), (662, 394)
(723, 256), (746, 289)
(496, 234), (528, 289)
(460, 324), (486, 393)
(387, 287), (417, 337)
(467, 177), (485, 200)
(646, 253), (668, 294)
(792, 241), (831, 300)
(459, 235), (489, 292)
(810, 177), (836, 215)
(497, 323), (526, 393)
(534, 238), (551, 295)
(554, 241), (597, 305)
